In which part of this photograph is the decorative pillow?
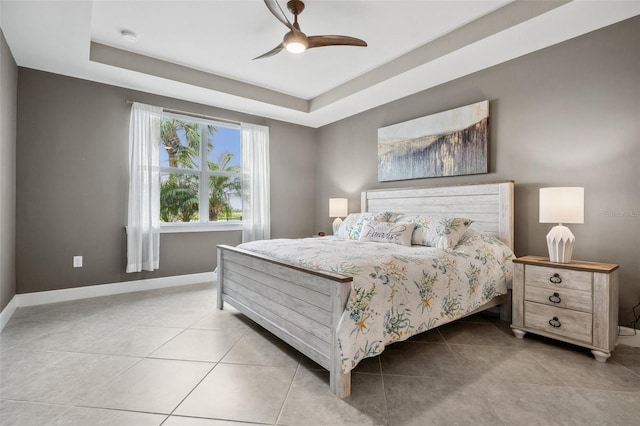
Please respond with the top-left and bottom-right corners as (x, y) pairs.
(335, 213), (372, 239)
(335, 213), (362, 238)
(335, 212), (404, 240)
(394, 214), (473, 249)
(358, 220), (414, 246)
(392, 214), (431, 245)
(371, 211), (403, 223)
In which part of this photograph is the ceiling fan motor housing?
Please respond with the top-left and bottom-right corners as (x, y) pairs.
(287, 0), (305, 15)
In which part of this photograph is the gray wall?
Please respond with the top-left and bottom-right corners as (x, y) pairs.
(16, 69), (317, 294)
(0, 29), (17, 311)
(316, 17), (640, 325)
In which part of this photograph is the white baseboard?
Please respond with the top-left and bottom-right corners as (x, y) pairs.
(0, 272), (215, 331)
(0, 295), (18, 331)
(618, 326), (640, 348)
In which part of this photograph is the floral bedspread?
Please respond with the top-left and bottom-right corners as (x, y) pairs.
(237, 229), (514, 373)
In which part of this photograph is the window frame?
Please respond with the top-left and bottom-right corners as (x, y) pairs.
(158, 112), (243, 233)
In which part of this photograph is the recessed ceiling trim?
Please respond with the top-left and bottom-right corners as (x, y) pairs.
(90, 1), (573, 117)
(310, 0), (571, 112)
(89, 42), (310, 113)
(4, 0), (638, 129)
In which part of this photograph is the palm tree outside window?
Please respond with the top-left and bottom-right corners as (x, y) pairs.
(159, 112), (242, 225)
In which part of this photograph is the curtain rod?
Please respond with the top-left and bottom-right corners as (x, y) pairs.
(126, 100), (241, 126)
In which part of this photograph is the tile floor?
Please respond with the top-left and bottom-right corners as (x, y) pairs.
(1, 282), (639, 426)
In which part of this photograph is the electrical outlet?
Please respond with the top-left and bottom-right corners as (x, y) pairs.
(73, 256), (83, 268)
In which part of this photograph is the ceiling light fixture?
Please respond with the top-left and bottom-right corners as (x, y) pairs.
(283, 31), (307, 54)
(121, 30), (138, 43)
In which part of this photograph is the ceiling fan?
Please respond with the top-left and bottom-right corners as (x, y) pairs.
(254, 0), (367, 60)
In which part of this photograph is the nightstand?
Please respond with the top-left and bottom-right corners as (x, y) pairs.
(511, 255), (619, 362)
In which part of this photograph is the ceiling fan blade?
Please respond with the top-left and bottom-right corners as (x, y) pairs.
(307, 35), (367, 49)
(264, 0), (293, 30)
(253, 43), (285, 60)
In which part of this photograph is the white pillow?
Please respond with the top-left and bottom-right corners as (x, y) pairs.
(335, 213), (375, 239)
(335, 211), (404, 240)
(394, 215), (474, 249)
(358, 221), (414, 246)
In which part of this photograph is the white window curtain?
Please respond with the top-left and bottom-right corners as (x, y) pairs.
(241, 123), (270, 242)
(126, 103), (162, 272)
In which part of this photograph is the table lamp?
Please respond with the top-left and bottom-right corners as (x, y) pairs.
(329, 198), (348, 234)
(539, 187), (584, 263)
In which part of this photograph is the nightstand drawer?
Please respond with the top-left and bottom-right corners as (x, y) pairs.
(524, 286), (592, 313)
(525, 265), (592, 293)
(524, 301), (592, 343)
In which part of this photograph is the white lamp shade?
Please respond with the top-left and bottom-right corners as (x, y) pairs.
(539, 187), (584, 224)
(329, 198), (348, 218)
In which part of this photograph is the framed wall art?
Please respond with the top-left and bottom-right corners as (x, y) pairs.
(378, 100), (488, 181)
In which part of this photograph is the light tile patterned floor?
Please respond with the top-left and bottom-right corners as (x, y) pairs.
(1, 282), (639, 425)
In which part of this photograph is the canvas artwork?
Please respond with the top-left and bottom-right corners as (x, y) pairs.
(377, 100), (488, 181)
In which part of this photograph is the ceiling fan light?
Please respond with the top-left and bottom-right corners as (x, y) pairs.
(284, 31), (308, 54)
(285, 41), (306, 54)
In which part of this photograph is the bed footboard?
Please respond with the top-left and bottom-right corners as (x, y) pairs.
(217, 245), (353, 398)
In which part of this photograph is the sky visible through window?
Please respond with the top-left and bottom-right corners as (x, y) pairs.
(159, 125), (241, 168)
(211, 126), (241, 211)
(209, 126), (241, 168)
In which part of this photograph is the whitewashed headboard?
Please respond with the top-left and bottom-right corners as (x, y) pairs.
(361, 181), (514, 250)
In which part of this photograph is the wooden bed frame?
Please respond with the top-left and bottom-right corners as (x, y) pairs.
(217, 181), (514, 398)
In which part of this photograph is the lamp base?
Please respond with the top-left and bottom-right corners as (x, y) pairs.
(546, 225), (575, 263)
(332, 217), (343, 235)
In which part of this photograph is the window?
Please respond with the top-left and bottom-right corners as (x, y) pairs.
(159, 112), (242, 229)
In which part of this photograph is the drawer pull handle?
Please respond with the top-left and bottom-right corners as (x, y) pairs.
(549, 292), (562, 304)
(549, 273), (562, 284)
(548, 317), (562, 328)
